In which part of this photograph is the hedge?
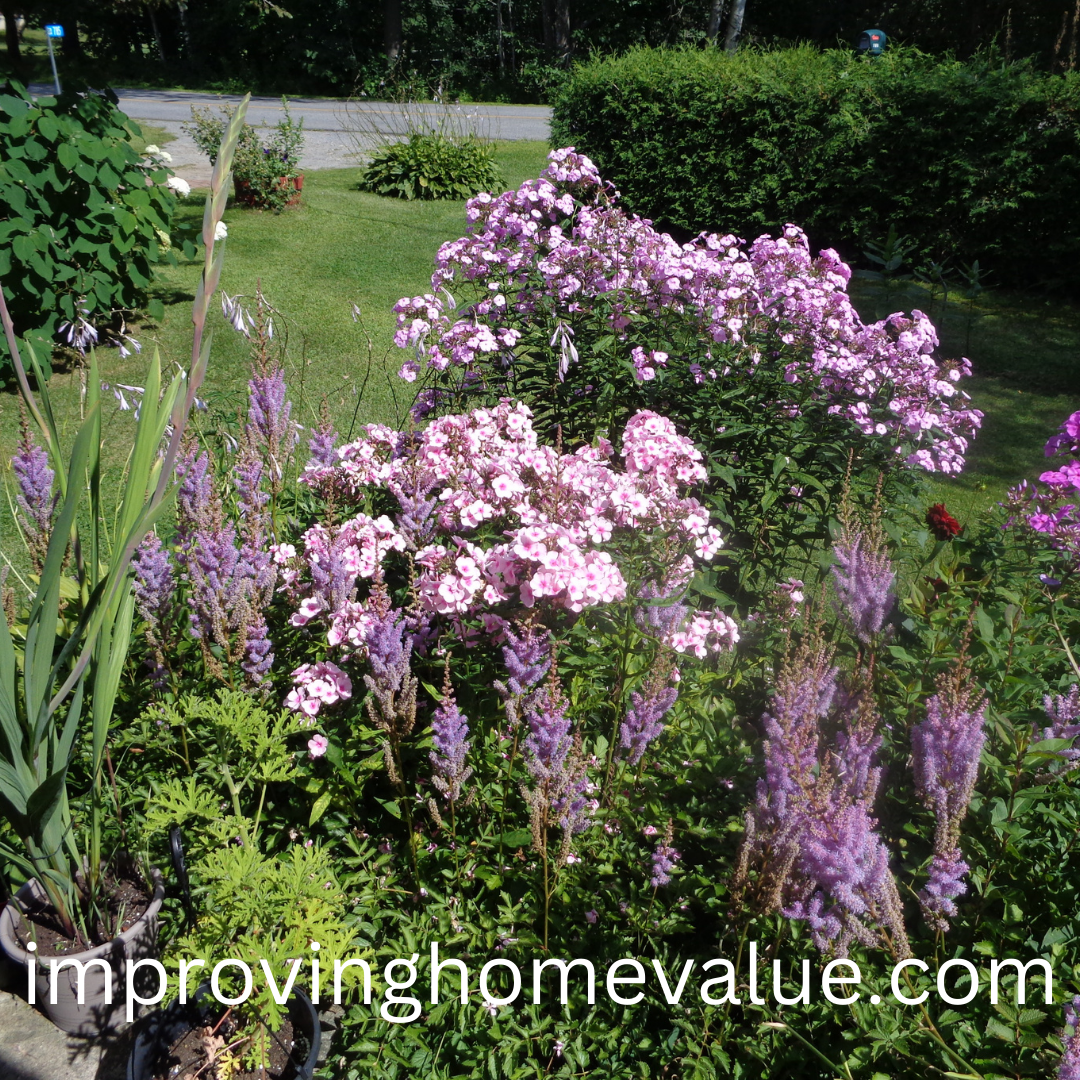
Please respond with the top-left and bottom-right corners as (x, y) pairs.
(550, 46), (1080, 294)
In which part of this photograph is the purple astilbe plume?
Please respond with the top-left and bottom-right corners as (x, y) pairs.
(524, 676), (573, 783)
(307, 417), (338, 469)
(634, 579), (689, 642)
(363, 604), (419, 787)
(831, 522), (895, 643)
(499, 622), (552, 699)
(1059, 997), (1080, 1080)
(735, 638), (910, 957)
(1036, 685), (1080, 769)
(12, 415), (56, 573)
(174, 440), (276, 685)
(910, 669), (987, 932)
(650, 822), (680, 887)
(522, 663), (592, 851)
(245, 292), (298, 498)
(430, 667), (473, 804)
(234, 439), (276, 682)
(619, 664), (678, 766)
(393, 473), (439, 549)
(132, 533), (177, 688)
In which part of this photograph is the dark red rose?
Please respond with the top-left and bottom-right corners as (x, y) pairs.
(926, 503), (962, 541)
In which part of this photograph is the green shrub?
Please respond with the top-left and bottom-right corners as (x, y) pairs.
(0, 80), (179, 372)
(550, 47), (1080, 294)
(360, 132), (503, 200)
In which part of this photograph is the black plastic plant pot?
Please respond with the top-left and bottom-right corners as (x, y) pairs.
(126, 982), (320, 1080)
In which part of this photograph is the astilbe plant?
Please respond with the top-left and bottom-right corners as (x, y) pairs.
(735, 636), (910, 958)
(910, 662), (987, 932)
(11, 410), (56, 574)
(831, 491), (896, 644)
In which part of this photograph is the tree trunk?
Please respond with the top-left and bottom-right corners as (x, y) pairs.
(1, 5), (21, 65)
(553, 0), (571, 63)
(61, 19), (84, 60)
(506, 0), (516, 74)
(495, 0), (505, 78)
(723, 0), (746, 52)
(707, 0), (724, 43)
(384, 0), (403, 67)
(147, 4), (166, 62)
(540, 0), (556, 54)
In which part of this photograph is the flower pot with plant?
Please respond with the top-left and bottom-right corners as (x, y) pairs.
(124, 691), (356, 1079)
(183, 99), (305, 212)
(0, 98), (252, 1036)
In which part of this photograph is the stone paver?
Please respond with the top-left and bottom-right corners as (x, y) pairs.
(0, 991), (133, 1080)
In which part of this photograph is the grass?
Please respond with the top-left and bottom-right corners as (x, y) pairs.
(1, 136), (1078, 566)
(849, 277), (1080, 521)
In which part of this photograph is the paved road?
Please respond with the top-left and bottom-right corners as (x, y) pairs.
(29, 85), (552, 187)
(29, 84), (551, 139)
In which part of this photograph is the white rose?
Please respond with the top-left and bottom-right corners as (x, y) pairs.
(166, 176), (191, 197)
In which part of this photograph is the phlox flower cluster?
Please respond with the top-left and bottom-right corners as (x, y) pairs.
(910, 675), (987, 932)
(288, 402), (735, 653)
(286, 660), (352, 719)
(392, 148), (981, 473)
(1010, 410), (1080, 568)
(737, 641), (909, 957)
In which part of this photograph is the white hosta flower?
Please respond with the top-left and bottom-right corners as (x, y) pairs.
(166, 176), (191, 197)
(214, 220), (228, 242)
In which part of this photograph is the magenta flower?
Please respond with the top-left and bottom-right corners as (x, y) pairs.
(307, 734), (329, 759)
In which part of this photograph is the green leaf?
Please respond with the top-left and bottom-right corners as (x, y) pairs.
(309, 788), (334, 826)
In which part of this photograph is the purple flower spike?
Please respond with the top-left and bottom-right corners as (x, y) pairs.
(501, 623), (551, 698)
(12, 419), (56, 571)
(831, 526), (895, 642)
(307, 421), (338, 469)
(132, 532), (176, 688)
(1037, 685), (1080, 767)
(911, 676), (986, 931)
(430, 681), (473, 803)
(524, 678), (572, 781)
(619, 681), (678, 766)
(1059, 997), (1080, 1080)
(650, 825), (679, 888)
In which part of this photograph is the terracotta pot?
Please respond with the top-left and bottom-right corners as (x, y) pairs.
(233, 174), (304, 208)
(126, 983), (321, 1080)
(0, 868), (165, 1036)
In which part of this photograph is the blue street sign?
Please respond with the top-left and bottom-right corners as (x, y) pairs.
(45, 24), (64, 38)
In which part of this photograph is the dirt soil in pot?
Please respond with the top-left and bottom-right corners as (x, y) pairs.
(154, 1013), (305, 1080)
(8, 868), (153, 954)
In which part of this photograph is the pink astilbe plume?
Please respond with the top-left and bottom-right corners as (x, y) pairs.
(910, 664), (987, 932)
